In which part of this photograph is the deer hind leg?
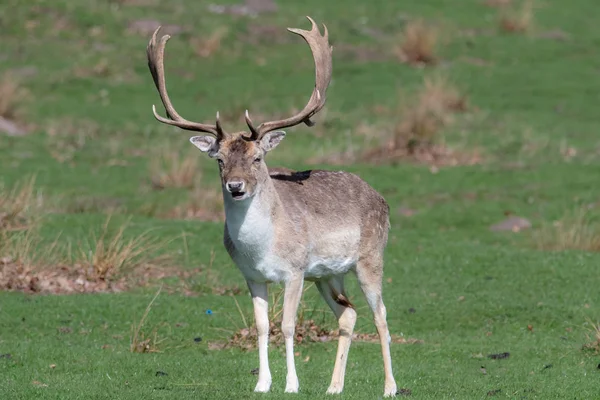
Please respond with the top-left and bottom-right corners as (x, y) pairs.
(356, 258), (397, 397)
(281, 275), (304, 393)
(316, 276), (357, 395)
(247, 281), (271, 393)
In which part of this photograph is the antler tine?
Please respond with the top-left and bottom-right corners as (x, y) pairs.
(216, 111), (223, 134)
(245, 110), (260, 140)
(147, 27), (224, 139)
(244, 16), (333, 141)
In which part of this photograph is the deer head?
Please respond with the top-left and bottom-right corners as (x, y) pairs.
(147, 17), (332, 201)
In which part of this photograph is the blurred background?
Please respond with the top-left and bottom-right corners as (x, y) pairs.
(1, 0), (599, 398)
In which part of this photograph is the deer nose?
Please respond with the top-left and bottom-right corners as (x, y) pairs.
(226, 181), (245, 193)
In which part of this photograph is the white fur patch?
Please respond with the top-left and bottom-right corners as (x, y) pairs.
(225, 194), (290, 283)
(224, 192), (363, 283)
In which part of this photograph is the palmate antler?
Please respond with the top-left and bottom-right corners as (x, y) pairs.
(244, 16), (333, 141)
(147, 16), (333, 142)
(147, 28), (226, 140)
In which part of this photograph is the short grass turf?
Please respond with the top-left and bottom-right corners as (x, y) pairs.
(1, 0), (600, 398)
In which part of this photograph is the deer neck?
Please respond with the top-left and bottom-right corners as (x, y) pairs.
(223, 177), (282, 255)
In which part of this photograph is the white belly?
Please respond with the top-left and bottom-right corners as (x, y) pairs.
(235, 253), (357, 283)
(304, 255), (357, 279)
(304, 226), (360, 279)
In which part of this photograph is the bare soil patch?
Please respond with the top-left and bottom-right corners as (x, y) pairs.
(0, 258), (230, 295)
(210, 318), (422, 350)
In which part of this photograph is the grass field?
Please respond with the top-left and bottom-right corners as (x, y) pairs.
(1, 0), (600, 398)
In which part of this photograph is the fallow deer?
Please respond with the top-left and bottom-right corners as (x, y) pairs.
(147, 16), (398, 397)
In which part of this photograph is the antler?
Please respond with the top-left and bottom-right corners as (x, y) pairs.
(244, 16), (333, 141)
(147, 27), (225, 139)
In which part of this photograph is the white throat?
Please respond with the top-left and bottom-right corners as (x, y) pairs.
(223, 188), (274, 256)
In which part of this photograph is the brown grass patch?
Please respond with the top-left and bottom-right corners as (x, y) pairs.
(0, 72), (29, 135)
(75, 217), (171, 281)
(499, 0), (534, 33)
(149, 144), (201, 190)
(582, 320), (600, 354)
(0, 217), (177, 294)
(190, 27), (229, 58)
(0, 72), (28, 121)
(209, 286), (422, 350)
(0, 228), (69, 293)
(394, 20), (439, 66)
(533, 208), (600, 252)
(0, 176), (42, 231)
(362, 75), (480, 166)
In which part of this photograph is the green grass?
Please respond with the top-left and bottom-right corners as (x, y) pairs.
(1, 0), (600, 398)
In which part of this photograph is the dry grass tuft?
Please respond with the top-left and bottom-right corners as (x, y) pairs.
(76, 217), (171, 281)
(190, 27), (229, 58)
(0, 72), (28, 121)
(395, 20), (439, 66)
(130, 287), (166, 353)
(0, 176), (43, 231)
(394, 75), (467, 146)
(533, 208), (600, 252)
(1, 218), (177, 294)
(149, 144), (200, 190)
(362, 75), (478, 166)
(0, 228), (66, 293)
(0, 229), (46, 269)
(499, 0), (535, 33)
(582, 320), (600, 354)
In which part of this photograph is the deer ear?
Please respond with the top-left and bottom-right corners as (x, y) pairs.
(190, 136), (218, 157)
(260, 131), (286, 152)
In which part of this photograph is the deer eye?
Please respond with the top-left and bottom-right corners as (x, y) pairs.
(217, 158), (224, 167)
(253, 157), (262, 164)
